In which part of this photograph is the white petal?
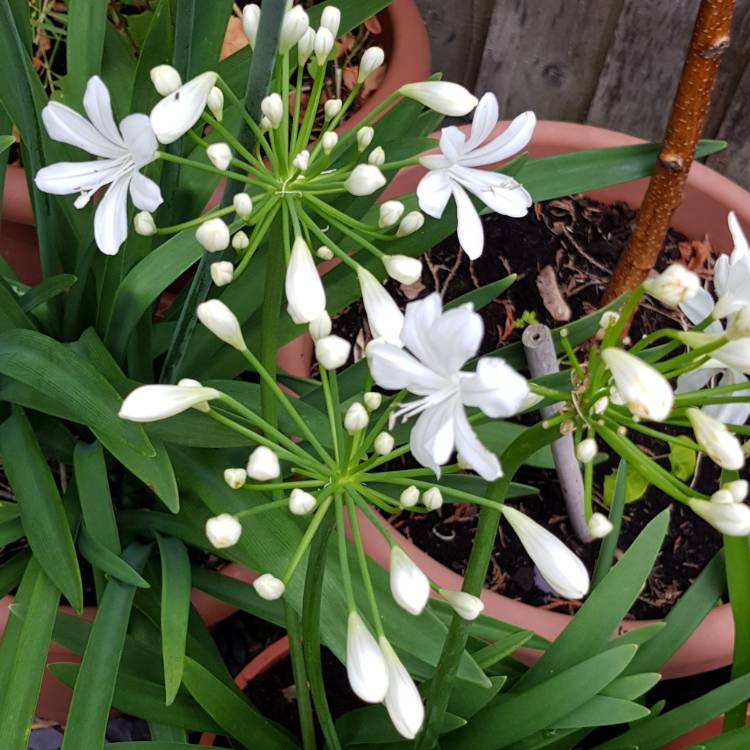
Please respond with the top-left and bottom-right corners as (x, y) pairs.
(367, 342), (446, 394)
(285, 239), (326, 323)
(400, 293), (445, 372)
(453, 403), (501, 480)
(675, 366), (718, 394)
(714, 254), (730, 298)
(458, 110), (536, 168)
(83, 76), (124, 146)
(416, 169), (452, 219)
(357, 267), (404, 345)
(464, 92), (499, 152)
(119, 114), (158, 168)
(379, 637), (424, 740)
(729, 211), (749, 262)
(461, 357), (530, 418)
(419, 154), (451, 170)
(119, 384), (220, 421)
(680, 286), (717, 326)
(390, 547), (430, 615)
(452, 181), (485, 260)
(430, 304), (485, 373)
(704, 369), (750, 425)
(129, 170), (163, 212)
(149, 71), (218, 145)
(439, 126), (467, 163)
(410, 397), (457, 477)
(34, 159), (123, 195)
(94, 174), (131, 255)
(41, 101), (124, 159)
(346, 612), (389, 703)
(456, 167), (531, 218)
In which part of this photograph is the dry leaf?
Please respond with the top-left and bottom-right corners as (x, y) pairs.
(537, 265), (572, 322)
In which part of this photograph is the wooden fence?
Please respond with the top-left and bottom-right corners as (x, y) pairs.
(415, 0), (750, 190)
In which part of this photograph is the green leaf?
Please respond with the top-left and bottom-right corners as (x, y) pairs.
(724, 533), (750, 731)
(0, 551), (30, 599)
(552, 695), (650, 729)
(686, 726), (750, 749)
(669, 443), (697, 481)
(61, 543), (152, 750)
(105, 744), (226, 750)
(603, 462), (649, 506)
(473, 631), (535, 671)
(19, 274), (77, 313)
(78, 527), (150, 588)
(444, 276), (516, 312)
(0, 409), (83, 612)
(157, 535), (191, 705)
(0, 279), (34, 333)
(592, 459), (627, 587)
(64, 0), (108, 107)
(0, 560), (60, 750)
(600, 673), (661, 700)
(130, 0), (173, 112)
(448, 676), (508, 720)
(0, 518), (25, 547)
(336, 705), (465, 745)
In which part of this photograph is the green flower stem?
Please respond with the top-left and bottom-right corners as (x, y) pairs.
(202, 110), (261, 170)
(363, 465), (460, 480)
(334, 92), (400, 152)
(306, 84), (360, 166)
(674, 379), (750, 405)
(351, 492), (398, 547)
(280, 52), (291, 172)
(559, 329), (585, 381)
(295, 62), (327, 156)
(290, 64), (304, 155)
(629, 327), (685, 355)
(235, 498), (290, 518)
(657, 336), (728, 376)
(610, 412), (701, 452)
(282, 494), (334, 585)
(234, 200), (281, 276)
(156, 150), (256, 186)
(297, 206), (360, 271)
(379, 156), (421, 172)
(244, 480), (324, 492)
(284, 599), (317, 750)
(320, 366), (344, 464)
(335, 495), (357, 611)
(155, 204), (236, 234)
(416, 418), (564, 750)
(358, 394), (404, 457)
(529, 382), (571, 402)
(302, 193), (389, 244)
(357, 443), (411, 473)
(353, 482), (402, 513)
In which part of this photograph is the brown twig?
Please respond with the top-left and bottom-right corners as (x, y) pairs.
(603, 0), (735, 303)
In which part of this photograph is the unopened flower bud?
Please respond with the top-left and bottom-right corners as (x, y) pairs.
(643, 264), (700, 308)
(358, 47), (385, 84)
(232, 231), (250, 251)
(588, 512), (613, 539)
(207, 142), (232, 170)
(196, 299), (246, 351)
(210, 261), (234, 287)
(150, 64), (182, 96)
(320, 6), (341, 37)
(378, 200), (405, 229)
(344, 402), (369, 434)
(422, 487), (443, 510)
(297, 28), (316, 65)
(374, 431), (395, 455)
(314, 26), (335, 65)
(196, 218), (230, 252)
(400, 485), (420, 508)
(593, 396), (609, 415)
(286, 237), (326, 324)
(725, 479), (749, 502)
(261, 93), (283, 128)
(368, 146), (385, 166)
(289, 488), (316, 515)
(711, 489), (735, 505)
(576, 438), (598, 464)
(346, 611), (388, 703)
(364, 392), (382, 411)
(260, 115), (272, 131)
(396, 211), (425, 238)
(223, 468), (247, 489)
(233, 192), (253, 219)
(439, 589), (484, 620)
(384, 254), (422, 284)
(321, 131), (339, 154)
(134, 211), (156, 236)
(315, 335), (351, 369)
(357, 126), (374, 152)
(279, 5), (310, 54)
(207, 86), (224, 121)
(242, 3), (261, 48)
(345, 164), (386, 196)
(596, 310), (620, 340)
(253, 573), (286, 600)
(316, 245), (334, 260)
(390, 547), (430, 615)
(205, 514), (242, 549)
(324, 98), (342, 120)
(687, 408), (745, 470)
(399, 81), (478, 116)
(246, 446), (281, 481)
(689, 497), (750, 537)
(309, 311), (332, 341)
(292, 149), (310, 172)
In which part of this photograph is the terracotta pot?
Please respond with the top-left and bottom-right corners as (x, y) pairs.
(663, 707), (750, 749)
(372, 119), (750, 680)
(199, 636), (291, 746)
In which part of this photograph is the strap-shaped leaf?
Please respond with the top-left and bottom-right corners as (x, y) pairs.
(78, 528), (150, 589)
(65, 0), (108, 107)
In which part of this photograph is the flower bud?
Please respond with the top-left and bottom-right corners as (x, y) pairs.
(344, 402), (369, 434)
(279, 5), (310, 53)
(260, 115), (272, 131)
(358, 47), (385, 84)
(315, 335), (351, 369)
(150, 64), (182, 96)
(421, 487), (443, 510)
(593, 396), (609, 415)
(379, 636), (425, 740)
(689, 497), (750, 537)
(149, 71), (218, 145)
(364, 391), (382, 411)
(643, 264), (700, 308)
(711, 489), (735, 505)
(207, 86), (224, 121)
(687, 408), (745, 470)
(210, 261), (234, 287)
(207, 142), (232, 170)
(286, 237), (326, 324)
(297, 27), (316, 65)
(726, 479), (749, 502)
(253, 573), (286, 600)
(575, 438), (598, 464)
(396, 211), (425, 238)
(390, 547), (430, 615)
(309, 311), (332, 341)
(233, 192), (253, 220)
(374, 431), (395, 455)
(399, 81), (478, 116)
(313, 26), (335, 65)
(316, 245), (334, 260)
(246, 446), (281, 481)
(378, 200), (405, 229)
(223, 468), (247, 489)
(324, 98), (342, 120)
(196, 218), (230, 252)
(289, 488), (317, 515)
(197, 299), (246, 351)
(242, 3), (261, 48)
(727, 305), (750, 339)
(261, 93), (283, 128)
(596, 310), (620, 340)
(368, 146), (386, 167)
(205, 514), (242, 549)
(357, 126), (374, 152)
(383, 254), (422, 284)
(119, 382), (220, 422)
(320, 6), (341, 37)
(400, 485), (420, 508)
(345, 164), (386, 196)
(357, 267), (404, 345)
(321, 131), (339, 154)
(438, 589), (484, 620)
(133, 210), (157, 236)
(588, 512), (614, 539)
(292, 149), (310, 172)
(346, 612), (388, 703)
(232, 231), (250, 252)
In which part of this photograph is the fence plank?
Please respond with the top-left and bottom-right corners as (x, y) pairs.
(475, 0), (624, 121)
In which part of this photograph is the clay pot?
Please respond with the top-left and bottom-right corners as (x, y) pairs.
(370, 120), (750, 680)
(663, 707), (750, 749)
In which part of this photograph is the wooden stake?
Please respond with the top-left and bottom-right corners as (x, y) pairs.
(603, 0), (735, 303)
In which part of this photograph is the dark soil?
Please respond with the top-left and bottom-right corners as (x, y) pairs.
(333, 195), (735, 619)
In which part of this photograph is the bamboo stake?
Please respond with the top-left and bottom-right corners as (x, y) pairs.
(603, 0), (735, 303)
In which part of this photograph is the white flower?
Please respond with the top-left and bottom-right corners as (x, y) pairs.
(35, 76), (162, 256)
(421, 487), (443, 510)
(689, 498), (750, 536)
(289, 489), (316, 515)
(150, 65), (182, 96)
(575, 438), (598, 464)
(133, 211), (156, 236)
(197, 299), (246, 351)
(316, 245), (334, 260)
(279, 5), (310, 53)
(314, 26), (335, 65)
(368, 294), (529, 480)
(309, 311), (332, 341)
(687, 408), (745, 469)
(390, 547), (430, 615)
(344, 402), (369, 434)
(196, 217), (230, 252)
(417, 93), (534, 259)
(712, 212), (750, 319)
(292, 149), (310, 172)
(379, 637), (424, 740)
(205, 514), (242, 549)
(207, 142), (232, 170)
(400, 486), (420, 508)
(368, 146), (386, 166)
(223, 468), (247, 489)
(374, 432), (395, 455)
(357, 127), (375, 152)
(379, 201), (405, 228)
(320, 6), (341, 37)
(502, 505), (590, 599)
(711, 489), (735, 504)
(246, 446), (281, 481)
(364, 391), (382, 411)
(297, 28), (316, 65)
(400, 81), (478, 116)
(359, 47), (385, 83)
(384, 255), (422, 285)
(210, 261), (234, 287)
(346, 612), (389, 703)
(261, 93), (284, 129)
(396, 211), (424, 238)
(233, 192), (253, 219)
(207, 87), (224, 121)
(357, 267), (404, 345)
(726, 479), (749, 502)
(601, 348), (674, 421)
(242, 3), (261, 48)
(643, 264), (701, 308)
(588, 513), (614, 539)
(232, 231), (250, 251)
(253, 573), (286, 600)
(286, 237), (326, 324)
(324, 99), (343, 120)
(728, 306), (750, 339)
(438, 589), (484, 620)
(119, 383), (220, 422)
(345, 164), (387, 196)
(150, 71), (217, 144)
(315, 335), (351, 369)
(321, 132), (339, 154)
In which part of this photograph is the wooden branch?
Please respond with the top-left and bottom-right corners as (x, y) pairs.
(603, 0), (735, 303)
